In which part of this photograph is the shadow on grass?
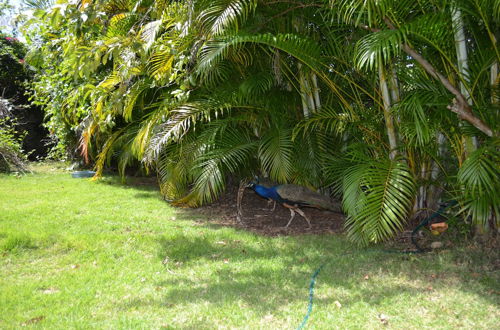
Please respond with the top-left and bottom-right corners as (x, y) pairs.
(70, 173), (499, 317)
(116, 229), (500, 323)
(95, 175), (160, 193)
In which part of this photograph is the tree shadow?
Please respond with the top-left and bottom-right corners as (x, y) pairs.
(114, 229), (500, 328)
(90, 174), (499, 320)
(95, 175), (160, 194)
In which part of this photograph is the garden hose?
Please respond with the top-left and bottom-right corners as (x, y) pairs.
(297, 200), (457, 328)
(297, 265), (324, 330)
(411, 200), (457, 252)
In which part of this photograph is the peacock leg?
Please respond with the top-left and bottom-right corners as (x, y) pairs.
(294, 207), (312, 228)
(267, 199), (276, 211)
(285, 208), (296, 228)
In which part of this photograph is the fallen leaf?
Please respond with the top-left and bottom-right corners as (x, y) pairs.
(21, 316), (45, 326)
(378, 313), (389, 325)
(430, 241), (443, 249)
(42, 287), (59, 294)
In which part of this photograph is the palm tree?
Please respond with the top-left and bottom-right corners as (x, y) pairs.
(23, 0), (498, 244)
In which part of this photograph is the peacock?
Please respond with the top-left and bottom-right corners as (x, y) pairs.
(246, 179), (342, 228)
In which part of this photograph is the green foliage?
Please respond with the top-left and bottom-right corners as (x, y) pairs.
(0, 116), (28, 173)
(0, 33), (29, 98)
(1, 168), (498, 328)
(20, 0), (500, 244)
(0, 0), (13, 18)
(326, 145), (416, 246)
(456, 144), (499, 228)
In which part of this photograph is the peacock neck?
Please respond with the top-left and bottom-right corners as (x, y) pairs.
(254, 185), (281, 201)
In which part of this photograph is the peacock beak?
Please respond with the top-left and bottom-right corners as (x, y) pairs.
(245, 182), (256, 189)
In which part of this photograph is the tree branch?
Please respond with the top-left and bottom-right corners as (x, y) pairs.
(358, 18), (494, 137)
(381, 18), (494, 137)
(400, 44), (493, 137)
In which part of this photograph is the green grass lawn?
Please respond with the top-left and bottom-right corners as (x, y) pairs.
(1, 163), (498, 329)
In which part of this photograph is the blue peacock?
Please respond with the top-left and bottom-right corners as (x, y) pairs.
(246, 178), (342, 228)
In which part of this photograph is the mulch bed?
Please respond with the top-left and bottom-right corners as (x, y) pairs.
(186, 185), (345, 236)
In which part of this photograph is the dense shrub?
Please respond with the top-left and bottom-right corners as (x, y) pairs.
(0, 113), (28, 173)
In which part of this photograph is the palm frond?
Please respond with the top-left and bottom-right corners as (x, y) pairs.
(393, 93), (433, 147)
(107, 12), (137, 37)
(175, 126), (257, 206)
(258, 127), (294, 183)
(148, 49), (175, 80)
(346, 159), (415, 245)
(197, 0), (257, 36)
(239, 72), (275, 96)
(293, 106), (358, 139)
(123, 79), (150, 122)
(354, 29), (405, 70)
(196, 33), (322, 78)
(456, 145), (499, 227)
(140, 19), (164, 50)
(144, 99), (231, 163)
(326, 145), (416, 246)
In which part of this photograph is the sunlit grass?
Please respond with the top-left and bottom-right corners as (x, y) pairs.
(0, 163), (498, 329)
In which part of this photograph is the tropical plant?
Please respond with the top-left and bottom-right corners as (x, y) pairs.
(21, 0), (499, 245)
(0, 114), (28, 173)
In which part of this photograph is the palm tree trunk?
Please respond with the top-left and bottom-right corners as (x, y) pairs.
(418, 163), (427, 211)
(428, 132), (446, 209)
(298, 64), (310, 118)
(491, 57), (498, 103)
(452, 5), (478, 152)
(388, 66), (403, 145)
(311, 73), (321, 109)
(304, 76), (316, 113)
(378, 64), (398, 160)
(388, 66), (400, 105)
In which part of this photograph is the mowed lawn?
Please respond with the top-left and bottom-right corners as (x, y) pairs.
(0, 164), (498, 329)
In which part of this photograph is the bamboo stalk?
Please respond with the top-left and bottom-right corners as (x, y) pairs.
(311, 73), (321, 109)
(378, 64), (398, 160)
(452, 6), (478, 151)
(298, 64), (310, 118)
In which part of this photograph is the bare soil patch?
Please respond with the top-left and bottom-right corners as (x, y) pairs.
(187, 185), (345, 236)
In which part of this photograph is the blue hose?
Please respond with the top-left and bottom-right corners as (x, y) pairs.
(296, 200), (457, 328)
(297, 265), (324, 330)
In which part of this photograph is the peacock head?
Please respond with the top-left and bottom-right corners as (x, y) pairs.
(245, 176), (259, 189)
